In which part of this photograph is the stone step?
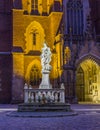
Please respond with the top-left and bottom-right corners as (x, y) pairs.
(18, 103), (71, 112)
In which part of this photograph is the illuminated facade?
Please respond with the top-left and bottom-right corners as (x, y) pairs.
(0, 0), (100, 103)
(63, 0), (100, 102)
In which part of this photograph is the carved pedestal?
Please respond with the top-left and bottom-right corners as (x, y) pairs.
(39, 71), (52, 89)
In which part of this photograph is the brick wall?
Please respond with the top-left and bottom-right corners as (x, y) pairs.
(0, 54), (12, 103)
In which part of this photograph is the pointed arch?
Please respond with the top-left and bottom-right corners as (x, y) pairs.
(25, 59), (41, 85)
(76, 58), (100, 102)
(24, 21), (45, 53)
(76, 54), (100, 67)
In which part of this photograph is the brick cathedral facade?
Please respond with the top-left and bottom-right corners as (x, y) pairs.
(0, 0), (100, 103)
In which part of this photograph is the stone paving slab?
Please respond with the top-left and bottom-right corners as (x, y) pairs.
(6, 111), (78, 118)
(0, 104), (100, 130)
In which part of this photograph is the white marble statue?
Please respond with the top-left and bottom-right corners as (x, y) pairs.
(39, 42), (52, 89)
(41, 43), (52, 72)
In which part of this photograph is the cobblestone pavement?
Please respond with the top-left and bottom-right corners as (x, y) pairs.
(0, 104), (100, 130)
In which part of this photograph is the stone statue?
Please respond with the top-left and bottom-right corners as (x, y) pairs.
(41, 43), (52, 72)
(39, 42), (52, 89)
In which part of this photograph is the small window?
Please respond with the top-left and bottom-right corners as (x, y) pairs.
(32, 31), (38, 45)
(31, 0), (38, 12)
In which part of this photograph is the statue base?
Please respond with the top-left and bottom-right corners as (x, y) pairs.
(39, 71), (52, 89)
(18, 103), (71, 112)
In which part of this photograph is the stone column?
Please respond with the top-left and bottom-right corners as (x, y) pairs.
(24, 83), (28, 103)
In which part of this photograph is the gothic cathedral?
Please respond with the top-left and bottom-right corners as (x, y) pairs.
(0, 0), (100, 103)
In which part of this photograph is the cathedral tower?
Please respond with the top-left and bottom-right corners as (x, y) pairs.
(12, 0), (63, 103)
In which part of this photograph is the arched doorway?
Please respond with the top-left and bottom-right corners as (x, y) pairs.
(76, 59), (100, 103)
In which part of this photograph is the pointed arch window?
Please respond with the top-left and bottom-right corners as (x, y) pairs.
(30, 65), (40, 86)
(25, 21), (45, 53)
(32, 30), (38, 45)
(33, 32), (36, 45)
(67, 0), (83, 35)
